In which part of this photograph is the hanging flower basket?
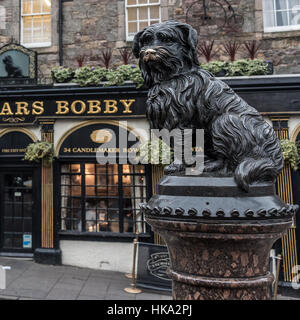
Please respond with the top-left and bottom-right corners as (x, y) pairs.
(23, 141), (54, 164)
(137, 138), (173, 166)
(280, 139), (300, 171)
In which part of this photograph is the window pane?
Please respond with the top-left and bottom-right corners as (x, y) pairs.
(127, 0), (137, 4)
(150, 5), (159, 19)
(276, 0), (287, 10)
(139, 21), (148, 29)
(23, 16), (32, 43)
(149, 0), (159, 3)
(128, 7), (137, 21)
(128, 21), (138, 33)
(276, 11), (288, 25)
(43, 0), (52, 13)
(33, 0), (42, 13)
(23, 0), (32, 14)
(33, 15), (42, 42)
(290, 0), (300, 9)
(138, 0), (148, 4)
(290, 9), (300, 24)
(139, 6), (148, 20)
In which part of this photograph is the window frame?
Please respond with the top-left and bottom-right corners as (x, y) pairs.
(20, 0), (52, 48)
(59, 161), (151, 237)
(125, 0), (161, 42)
(263, 0), (300, 33)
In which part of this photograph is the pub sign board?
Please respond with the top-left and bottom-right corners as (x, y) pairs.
(136, 242), (172, 292)
(0, 95), (146, 125)
(0, 44), (37, 85)
(58, 122), (142, 160)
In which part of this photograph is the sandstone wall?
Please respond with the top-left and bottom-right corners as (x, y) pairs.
(0, 0), (300, 83)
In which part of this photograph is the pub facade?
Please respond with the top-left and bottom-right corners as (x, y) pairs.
(1, 0), (300, 286)
(0, 83), (154, 273)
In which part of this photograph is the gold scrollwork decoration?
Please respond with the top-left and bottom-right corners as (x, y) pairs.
(2, 117), (26, 123)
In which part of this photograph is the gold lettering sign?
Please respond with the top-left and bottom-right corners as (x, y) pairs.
(0, 98), (138, 119)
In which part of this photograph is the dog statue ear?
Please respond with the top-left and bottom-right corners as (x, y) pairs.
(180, 23), (198, 50)
(176, 22), (199, 65)
(132, 30), (145, 58)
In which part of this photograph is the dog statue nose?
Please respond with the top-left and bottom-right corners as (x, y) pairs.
(145, 49), (156, 55)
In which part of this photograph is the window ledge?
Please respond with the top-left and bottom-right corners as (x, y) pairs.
(58, 230), (152, 242)
(264, 25), (300, 33)
(21, 42), (52, 49)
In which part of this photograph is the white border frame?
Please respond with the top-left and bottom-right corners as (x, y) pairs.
(125, 0), (161, 42)
(20, 0), (52, 48)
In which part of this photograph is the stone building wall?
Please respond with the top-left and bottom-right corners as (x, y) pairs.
(1, 0), (300, 83)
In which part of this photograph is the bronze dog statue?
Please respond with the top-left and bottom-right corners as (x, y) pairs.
(133, 20), (283, 191)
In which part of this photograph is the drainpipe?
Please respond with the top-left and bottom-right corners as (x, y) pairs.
(58, 0), (63, 66)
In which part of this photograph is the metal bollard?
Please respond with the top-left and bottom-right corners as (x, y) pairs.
(0, 266), (11, 290)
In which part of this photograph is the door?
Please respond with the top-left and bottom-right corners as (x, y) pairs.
(0, 171), (34, 253)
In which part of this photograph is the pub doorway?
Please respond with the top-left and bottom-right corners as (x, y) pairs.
(0, 168), (37, 255)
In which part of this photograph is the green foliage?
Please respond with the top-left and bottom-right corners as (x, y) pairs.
(52, 64), (144, 88)
(201, 59), (270, 77)
(244, 59), (269, 76)
(138, 138), (173, 165)
(201, 61), (229, 76)
(280, 139), (300, 171)
(227, 59), (250, 76)
(74, 66), (108, 86)
(51, 66), (75, 83)
(24, 141), (54, 164)
(105, 65), (144, 88)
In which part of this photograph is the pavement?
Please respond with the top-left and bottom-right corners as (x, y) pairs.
(0, 257), (299, 300)
(0, 257), (171, 300)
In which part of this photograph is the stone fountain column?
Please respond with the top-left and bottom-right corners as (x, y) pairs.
(141, 174), (297, 300)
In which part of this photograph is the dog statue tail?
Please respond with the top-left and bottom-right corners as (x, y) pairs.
(234, 138), (284, 192)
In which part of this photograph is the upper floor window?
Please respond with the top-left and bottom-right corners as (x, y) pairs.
(125, 0), (161, 41)
(0, 6), (6, 30)
(21, 0), (52, 48)
(263, 0), (300, 32)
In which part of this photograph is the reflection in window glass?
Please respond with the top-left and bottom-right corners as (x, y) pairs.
(60, 163), (148, 234)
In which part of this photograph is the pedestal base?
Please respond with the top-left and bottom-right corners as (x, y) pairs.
(142, 175), (296, 300)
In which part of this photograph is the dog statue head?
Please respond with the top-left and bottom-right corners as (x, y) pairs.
(133, 20), (199, 86)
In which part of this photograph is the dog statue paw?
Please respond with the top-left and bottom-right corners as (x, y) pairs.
(164, 160), (185, 175)
(133, 20), (283, 192)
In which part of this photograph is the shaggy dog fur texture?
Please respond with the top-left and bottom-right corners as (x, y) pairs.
(133, 20), (283, 191)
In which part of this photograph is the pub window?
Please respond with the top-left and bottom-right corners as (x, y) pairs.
(263, 0), (300, 32)
(125, 0), (161, 41)
(60, 163), (148, 234)
(21, 0), (52, 48)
